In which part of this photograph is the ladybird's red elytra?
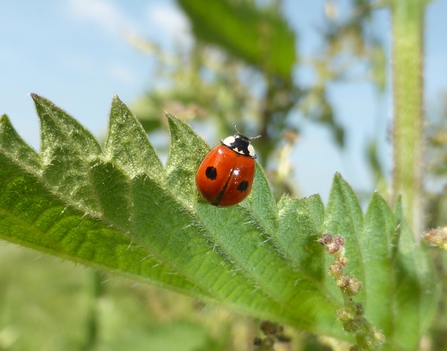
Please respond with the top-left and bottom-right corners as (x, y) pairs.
(195, 131), (259, 207)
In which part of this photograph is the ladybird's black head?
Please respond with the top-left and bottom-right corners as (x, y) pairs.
(221, 133), (257, 159)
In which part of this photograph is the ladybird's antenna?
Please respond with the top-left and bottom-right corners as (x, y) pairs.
(233, 124), (261, 140)
(249, 134), (261, 141)
(232, 124), (241, 134)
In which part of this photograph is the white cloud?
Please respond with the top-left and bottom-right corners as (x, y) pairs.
(67, 1), (193, 48)
(67, 0), (136, 35)
(146, 3), (192, 45)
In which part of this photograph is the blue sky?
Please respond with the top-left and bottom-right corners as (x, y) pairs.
(1, 0), (446, 202)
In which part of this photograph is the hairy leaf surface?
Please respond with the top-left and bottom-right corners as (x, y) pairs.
(0, 95), (437, 347)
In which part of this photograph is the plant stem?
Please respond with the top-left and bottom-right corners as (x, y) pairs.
(390, 0), (427, 238)
(84, 270), (102, 351)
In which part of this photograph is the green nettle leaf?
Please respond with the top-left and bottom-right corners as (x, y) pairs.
(0, 95), (438, 348)
(177, 0), (296, 81)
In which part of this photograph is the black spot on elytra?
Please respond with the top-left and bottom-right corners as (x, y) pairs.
(205, 166), (217, 180)
(237, 180), (249, 192)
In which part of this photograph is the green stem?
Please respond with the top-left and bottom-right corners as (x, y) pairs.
(84, 270), (102, 351)
(390, 0), (427, 237)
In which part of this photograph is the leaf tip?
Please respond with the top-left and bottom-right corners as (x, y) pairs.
(29, 93), (51, 111)
(0, 114), (12, 132)
(164, 110), (176, 120)
(165, 111), (186, 133)
(29, 93), (45, 106)
(394, 195), (403, 220)
(331, 172), (346, 189)
(0, 114), (12, 133)
(112, 94), (124, 105)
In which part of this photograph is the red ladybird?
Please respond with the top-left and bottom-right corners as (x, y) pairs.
(196, 129), (259, 207)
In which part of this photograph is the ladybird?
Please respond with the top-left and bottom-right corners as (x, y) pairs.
(196, 128), (259, 207)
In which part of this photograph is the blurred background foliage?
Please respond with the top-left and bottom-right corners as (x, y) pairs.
(2, 0), (447, 350)
(130, 0), (385, 200)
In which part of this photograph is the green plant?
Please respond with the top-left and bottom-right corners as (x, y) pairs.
(0, 94), (438, 350)
(1, 0), (444, 349)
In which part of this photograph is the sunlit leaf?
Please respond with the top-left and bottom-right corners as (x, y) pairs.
(0, 96), (438, 348)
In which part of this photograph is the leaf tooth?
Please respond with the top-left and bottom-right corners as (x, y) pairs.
(29, 94), (103, 215)
(164, 113), (210, 207)
(324, 173), (365, 296)
(359, 192), (394, 334)
(31, 93), (101, 160)
(104, 95), (163, 179)
(0, 114), (41, 175)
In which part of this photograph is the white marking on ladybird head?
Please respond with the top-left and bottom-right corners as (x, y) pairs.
(248, 144), (256, 158)
(222, 136), (235, 147)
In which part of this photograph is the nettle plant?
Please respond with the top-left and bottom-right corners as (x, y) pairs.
(0, 95), (437, 350)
